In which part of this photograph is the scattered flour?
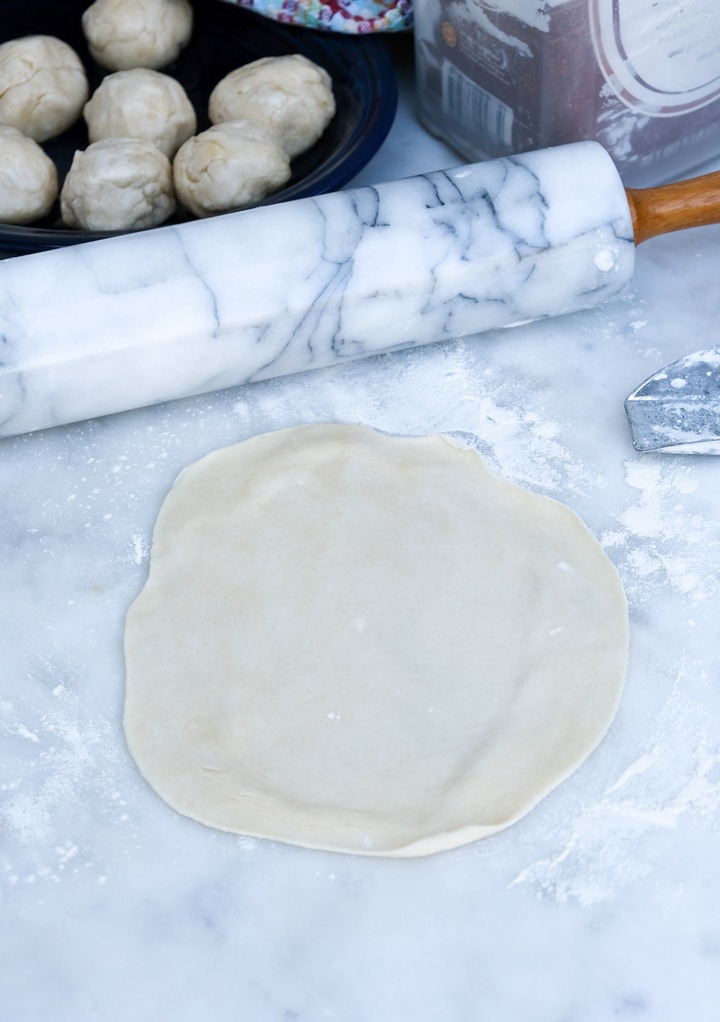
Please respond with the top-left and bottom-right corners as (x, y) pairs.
(602, 458), (718, 604)
(2, 333), (718, 902)
(130, 531), (149, 566)
(1, 675), (126, 887)
(509, 670), (720, 905)
(506, 449), (720, 905)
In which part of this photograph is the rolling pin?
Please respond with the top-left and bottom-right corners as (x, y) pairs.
(1, 141), (719, 438)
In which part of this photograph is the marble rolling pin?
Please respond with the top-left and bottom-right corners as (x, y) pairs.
(1, 140), (719, 437)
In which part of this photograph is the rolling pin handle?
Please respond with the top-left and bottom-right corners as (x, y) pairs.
(626, 169), (720, 245)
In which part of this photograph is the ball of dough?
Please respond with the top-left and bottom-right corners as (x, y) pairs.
(208, 54), (336, 159)
(84, 69), (197, 158)
(60, 137), (176, 231)
(0, 126), (58, 225)
(173, 120), (291, 218)
(82, 0), (193, 71)
(0, 35), (89, 142)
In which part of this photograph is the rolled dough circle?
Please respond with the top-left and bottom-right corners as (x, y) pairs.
(124, 425), (628, 857)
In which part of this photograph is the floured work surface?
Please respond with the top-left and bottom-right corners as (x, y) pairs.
(123, 424), (628, 856)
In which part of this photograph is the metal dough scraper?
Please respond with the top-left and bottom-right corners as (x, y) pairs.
(625, 346), (720, 454)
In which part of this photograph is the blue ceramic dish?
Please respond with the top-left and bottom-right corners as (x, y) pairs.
(0, 0), (398, 254)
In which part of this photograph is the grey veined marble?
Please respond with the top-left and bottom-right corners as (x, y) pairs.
(0, 141), (634, 437)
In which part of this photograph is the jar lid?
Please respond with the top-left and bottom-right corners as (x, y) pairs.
(231, 0), (413, 33)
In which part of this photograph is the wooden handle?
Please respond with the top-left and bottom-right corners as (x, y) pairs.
(626, 169), (720, 245)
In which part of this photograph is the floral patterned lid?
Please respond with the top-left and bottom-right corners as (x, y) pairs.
(231, 0), (412, 33)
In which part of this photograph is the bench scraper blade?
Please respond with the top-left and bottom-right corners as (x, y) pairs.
(625, 346), (720, 454)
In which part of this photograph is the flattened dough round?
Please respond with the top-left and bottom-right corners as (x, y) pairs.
(124, 425), (628, 857)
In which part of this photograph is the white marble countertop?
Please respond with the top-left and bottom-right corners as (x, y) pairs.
(3, 37), (720, 1022)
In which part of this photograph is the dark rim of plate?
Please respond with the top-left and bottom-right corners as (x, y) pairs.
(0, 0), (398, 254)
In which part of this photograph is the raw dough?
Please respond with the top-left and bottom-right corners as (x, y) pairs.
(0, 126), (58, 225)
(0, 35), (89, 142)
(83, 69), (197, 158)
(124, 425), (628, 857)
(60, 137), (175, 231)
(82, 0), (193, 71)
(172, 120), (291, 217)
(208, 54), (336, 159)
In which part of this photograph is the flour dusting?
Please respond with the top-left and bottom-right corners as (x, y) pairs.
(508, 449), (720, 905)
(2, 328), (718, 901)
(510, 670), (720, 905)
(603, 457), (719, 605)
(1, 677), (127, 887)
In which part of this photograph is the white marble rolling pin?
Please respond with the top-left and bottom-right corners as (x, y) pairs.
(1, 141), (718, 437)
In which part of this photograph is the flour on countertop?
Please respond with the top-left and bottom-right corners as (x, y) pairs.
(603, 458), (719, 605)
(227, 341), (608, 500)
(509, 668), (720, 906)
(2, 333), (718, 896)
(507, 448), (720, 905)
(1, 676), (126, 886)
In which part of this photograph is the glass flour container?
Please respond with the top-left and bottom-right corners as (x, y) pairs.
(414, 0), (720, 185)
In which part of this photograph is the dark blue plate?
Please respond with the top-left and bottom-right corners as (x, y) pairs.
(0, 0), (397, 254)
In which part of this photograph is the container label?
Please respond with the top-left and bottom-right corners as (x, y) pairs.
(590, 0), (720, 115)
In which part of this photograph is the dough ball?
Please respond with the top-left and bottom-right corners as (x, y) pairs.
(173, 120), (291, 218)
(82, 0), (193, 71)
(0, 35), (89, 142)
(84, 69), (196, 158)
(208, 54), (336, 159)
(0, 125), (58, 225)
(60, 137), (176, 231)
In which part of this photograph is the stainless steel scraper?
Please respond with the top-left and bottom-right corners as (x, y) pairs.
(625, 347), (720, 454)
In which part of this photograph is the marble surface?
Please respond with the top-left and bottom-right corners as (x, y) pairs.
(0, 141), (633, 438)
(3, 38), (720, 1022)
